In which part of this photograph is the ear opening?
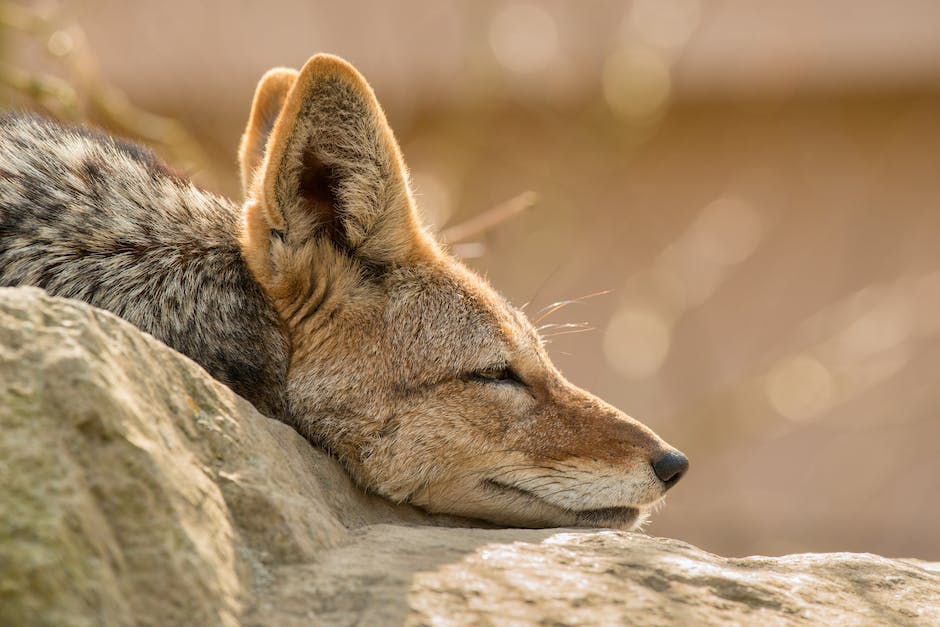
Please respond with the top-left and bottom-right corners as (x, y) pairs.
(254, 53), (422, 264)
(238, 67), (298, 199)
(298, 151), (346, 249)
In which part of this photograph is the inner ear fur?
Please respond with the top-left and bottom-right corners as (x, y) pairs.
(251, 53), (422, 264)
(238, 68), (298, 199)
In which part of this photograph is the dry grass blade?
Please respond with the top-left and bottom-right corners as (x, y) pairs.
(440, 190), (537, 244)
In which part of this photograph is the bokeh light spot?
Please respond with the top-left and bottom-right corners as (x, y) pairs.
(602, 45), (671, 120)
(489, 4), (559, 74)
(48, 30), (74, 57)
(603, 307), (672, 379)
(687, 197), (763, 267)
(765, 355), (834, 421)
(629, 0), (701, 50)
(836, 291), (913, 360)
(651, 242), (722, 309)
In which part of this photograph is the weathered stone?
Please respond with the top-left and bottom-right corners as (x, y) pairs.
(2, 287), (938, 626)
(0, 288), (434, 627)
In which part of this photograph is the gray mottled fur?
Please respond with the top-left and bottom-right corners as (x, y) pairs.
(0, 113), (289, 417)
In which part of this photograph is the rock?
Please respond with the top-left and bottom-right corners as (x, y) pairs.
(0, 288), (435, 627)
(1, 287), (938, 626)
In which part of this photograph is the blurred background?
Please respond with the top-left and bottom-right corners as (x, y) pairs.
(2, 0), (938, 560)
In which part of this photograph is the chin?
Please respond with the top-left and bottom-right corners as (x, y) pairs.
(445, 481), (662, 532)
(574, 506), (645, 530)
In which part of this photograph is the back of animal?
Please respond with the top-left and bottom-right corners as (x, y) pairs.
(0, 114), (288, 417)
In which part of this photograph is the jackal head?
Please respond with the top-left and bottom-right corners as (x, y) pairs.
(238, 54), (688, 529)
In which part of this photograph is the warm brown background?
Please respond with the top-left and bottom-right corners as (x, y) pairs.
(3, 1), (938, 559)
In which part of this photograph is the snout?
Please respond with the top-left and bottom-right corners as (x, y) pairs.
(652, 449), (689, 489)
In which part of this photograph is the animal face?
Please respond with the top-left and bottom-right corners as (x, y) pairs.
(239, 55), (687, 529)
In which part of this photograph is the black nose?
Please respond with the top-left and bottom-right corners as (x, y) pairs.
(652, 450), (689, 488)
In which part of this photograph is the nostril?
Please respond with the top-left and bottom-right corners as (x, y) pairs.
(652, 450), (689, 489)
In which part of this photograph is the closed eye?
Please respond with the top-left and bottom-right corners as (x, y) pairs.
(470, 365), (524, 386)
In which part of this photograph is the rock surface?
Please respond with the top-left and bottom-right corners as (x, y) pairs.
(1, 287), (938, 626)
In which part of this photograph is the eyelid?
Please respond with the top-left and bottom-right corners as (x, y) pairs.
(470, 364), (524, 385)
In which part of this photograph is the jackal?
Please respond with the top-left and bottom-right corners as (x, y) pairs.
(0, 54), (687, 529)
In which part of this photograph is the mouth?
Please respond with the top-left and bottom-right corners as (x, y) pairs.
(483, 479), (642, 529)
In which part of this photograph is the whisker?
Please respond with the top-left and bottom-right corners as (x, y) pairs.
(537, 321), (591, 333)
(542, 326), (596, 338)
(533, 289), (613, 325)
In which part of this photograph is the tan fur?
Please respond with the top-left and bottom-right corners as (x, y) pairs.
(239, 68), (298, 197)
(237, 54), (688, 529)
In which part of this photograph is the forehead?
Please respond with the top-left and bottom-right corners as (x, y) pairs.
(384, 261), (534, 361)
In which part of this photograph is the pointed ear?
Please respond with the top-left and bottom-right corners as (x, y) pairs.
(238, 67), (298, 199)
(248, 54), (422, 266)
